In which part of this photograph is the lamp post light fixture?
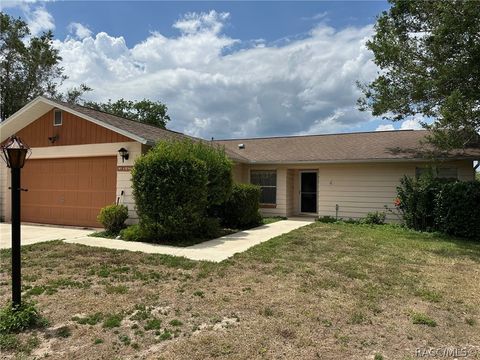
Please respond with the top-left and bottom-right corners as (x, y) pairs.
(0, 135), (31, 309)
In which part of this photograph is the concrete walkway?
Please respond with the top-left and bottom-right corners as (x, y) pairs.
(0, 223), (95, 248)
(0, 218), (314, 262)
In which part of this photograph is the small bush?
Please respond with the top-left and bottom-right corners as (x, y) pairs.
(97, 205), (129, 234)
(435, 181), (480, 239)
(316, 216), (337, 223)
(221, 183), (262, 229)
(120, 224), (155, 242)
(362, 211), (386, 225)
(0, 302), (47, 334)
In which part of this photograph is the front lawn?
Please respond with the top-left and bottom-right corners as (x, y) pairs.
(1, 223), (479, 359)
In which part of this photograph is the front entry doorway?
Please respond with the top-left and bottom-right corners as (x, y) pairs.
(300, 171), (317, 213)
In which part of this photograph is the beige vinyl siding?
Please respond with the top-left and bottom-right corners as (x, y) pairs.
(238, 160), (474, 221)
(286, 169), (295, 216)
(232, 163), (248, 183)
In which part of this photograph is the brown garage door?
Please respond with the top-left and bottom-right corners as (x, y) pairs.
(21, 157), (117, 227)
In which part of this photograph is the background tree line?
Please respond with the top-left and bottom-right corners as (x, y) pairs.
(0, 12), (170, 128)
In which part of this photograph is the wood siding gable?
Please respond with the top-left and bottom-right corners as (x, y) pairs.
(16, 109), (133, 147)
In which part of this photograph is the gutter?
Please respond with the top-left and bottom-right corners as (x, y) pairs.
(240, 157), (480, 165)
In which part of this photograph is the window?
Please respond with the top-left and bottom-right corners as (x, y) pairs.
(250, 170), (277, 204)
(415, 167), (458, 180)
(54, 109), (62, 126)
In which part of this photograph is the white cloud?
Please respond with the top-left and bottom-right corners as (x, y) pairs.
(0, 0), (39, 11)
(54, 12), (378, 139)
(376, 118), (424, 132)
(68, 22), (92, 39)
(2, 2), (55, 36)
(173, 10), (229, 35)
(25, 6), (54, 36)
(302, 12), (328, 21)
(400, 118), (423, 130)
(376, 124), (395, 131)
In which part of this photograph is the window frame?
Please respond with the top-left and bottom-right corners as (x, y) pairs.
(250, 170), (277, 206)
(415, 166), (458, 180)
(53, 109), (63, 126)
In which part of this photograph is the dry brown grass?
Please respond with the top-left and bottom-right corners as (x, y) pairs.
(1, 223), (480, 359)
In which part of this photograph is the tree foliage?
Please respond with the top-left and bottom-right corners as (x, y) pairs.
(0, 12), (65, 120)
(358, 0), (480, 150)
(84, 98), (171, 128)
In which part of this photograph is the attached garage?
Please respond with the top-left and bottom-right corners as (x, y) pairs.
(1, 96), (191, 228)
(21, 157), (117, 227)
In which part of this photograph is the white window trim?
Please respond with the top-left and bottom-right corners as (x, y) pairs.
(54, 109), (63, 126)
(250, 169), (277, 205)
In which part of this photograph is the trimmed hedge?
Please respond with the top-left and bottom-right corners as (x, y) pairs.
(435, 181), (480, 239)
(131, 140), (233, 241)
(153, 140), (233, 212)
(132, 144), (209, 240)
(97, 204), (128, 234)
(222, 183), (262, 229)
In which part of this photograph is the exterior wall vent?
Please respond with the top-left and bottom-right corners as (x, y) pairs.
(238, 143), (245, 149)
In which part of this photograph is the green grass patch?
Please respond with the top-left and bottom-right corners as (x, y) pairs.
(411, 312), (437, 327)
(169, 319), (183, 326)
(105, 285), (128, 294)
(261, 216), (287, 225)
(0, 301), (47, 334)
(72, 312), (103, 326)
(55, 326), (72, 338)
(103, 313), (123, 328)
(144, 318), (162, 331)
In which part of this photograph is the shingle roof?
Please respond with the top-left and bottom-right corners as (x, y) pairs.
(48, 98), (250, 162)
(214, 130), (480, 163)
(49, 98), (190, 144)
(47, 98), (479, 164)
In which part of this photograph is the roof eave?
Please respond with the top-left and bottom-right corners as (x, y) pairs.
(244, 157), (478, 165)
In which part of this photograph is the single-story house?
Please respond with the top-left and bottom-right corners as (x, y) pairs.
(1, 96), (479, 227)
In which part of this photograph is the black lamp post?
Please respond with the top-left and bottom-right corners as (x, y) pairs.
(1, 135), (31, 309)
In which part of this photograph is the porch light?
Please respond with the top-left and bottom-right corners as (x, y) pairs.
(1, 135), (31, 169)
(118, 147), (129, 163)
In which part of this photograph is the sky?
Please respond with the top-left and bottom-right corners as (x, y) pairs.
(2, 1), (425, 140)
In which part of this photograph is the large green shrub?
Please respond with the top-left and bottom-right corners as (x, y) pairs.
(97, 204), (129, 234)
(435, 181), (480, 239)
(396, 174), (449, 231)
(132, 143), (209, 239)
(222, 183), (262, 229)
(154, 140), (233, 212)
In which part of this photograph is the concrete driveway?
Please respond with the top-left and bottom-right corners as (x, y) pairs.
(0, 218), (314, 262)
(0, 223), (95, 249)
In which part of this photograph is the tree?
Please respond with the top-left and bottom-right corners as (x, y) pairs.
(1, 12), (170, 128)
(358, 0), (480, 150)
(0, 12), (65, 120)
(84, 98), (171, 128)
